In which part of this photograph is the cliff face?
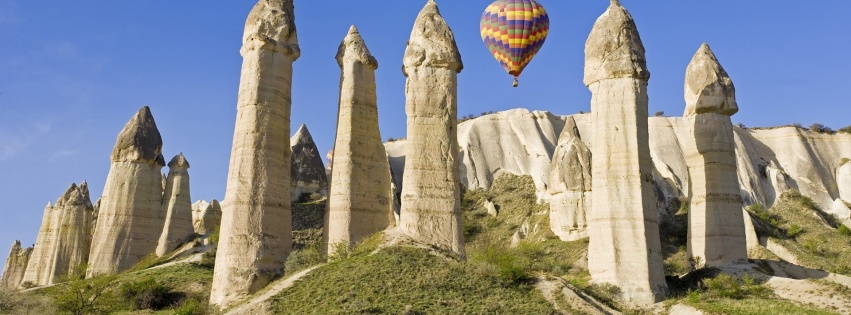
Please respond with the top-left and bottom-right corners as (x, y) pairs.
(387, 109), (851, 223)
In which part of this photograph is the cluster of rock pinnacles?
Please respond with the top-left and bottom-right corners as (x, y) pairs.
(3, 0), (835, 309)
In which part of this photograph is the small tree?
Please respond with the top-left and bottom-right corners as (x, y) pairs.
(53, 274), (120, 315)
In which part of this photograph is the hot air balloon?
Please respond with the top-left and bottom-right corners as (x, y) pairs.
(480, 0), (550, 87)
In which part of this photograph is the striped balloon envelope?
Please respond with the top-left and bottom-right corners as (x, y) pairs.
(480, 0), (550, 87)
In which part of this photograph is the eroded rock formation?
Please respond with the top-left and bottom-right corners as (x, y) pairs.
(399, 0), (465, 256)
(547, 117), (591, 241)
(838, 162), (851, 203)
(88, 106), (166, 277)
(682, 44), (748, 267)
(291, 124), (328, 201)
(211, 0), (300, 308)
(584, 0), (669, 305)
(156, 154), (194, 257)
(324, 26), (394, 255)
(192, 200), (223, 236)
(1, 241), (32, 290)
(21, 182), (94, 286)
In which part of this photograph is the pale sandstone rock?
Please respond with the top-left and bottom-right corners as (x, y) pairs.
(548, 117), (591, 241)
(21, 183), (94, 286)
(399, 0), (465, 256)
(324, 26), (394, 255)
(193, 200), (223, 236)
(156, 154), (195, 257)
(829, 199), (851, 227)
(88, 106), (166, 277)
(584, 0), (669, 305)
(838, 162), (851, 202)
(290, 124), (328, 201)
(1, 241), (32, 290)
(210, 0), (300, 308)
(484, 199), (498, 217)
(682, 44), (747, 267)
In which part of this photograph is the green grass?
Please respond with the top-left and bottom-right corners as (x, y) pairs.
(270, 246), (557, 314)
(757, 191), (851, 275)
(686, 298), (838, 315)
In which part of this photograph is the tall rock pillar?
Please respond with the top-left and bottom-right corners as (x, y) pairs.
(325, 26), (394, 256)
(683, 44), (747, 267)
(210, 0), (300, 308)
(399, 0), (465, 256)
(156, 154), (194, 257)
(584, 0), (668, 305)
(88, 106), (166, 276)
(547, 117), (592, 241)
(20, 202), (61, 286)
(1, 241), (33, 290)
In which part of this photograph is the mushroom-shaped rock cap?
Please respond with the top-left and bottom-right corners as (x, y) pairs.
(111, 106), (164, 164)
(243, 0), (300, 60)
(684, 43), (738, 116)
(584, 0), (648, 86)
(403, 0), (463, 75)
(337, 25), (379, 69)
(168, 153), (190, 169)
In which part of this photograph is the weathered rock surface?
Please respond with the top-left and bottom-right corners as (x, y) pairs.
(682, 44), (747, 267)
(547, 117), (591, 241)
(324, 26), (394, 255)
(829, 199), (851, 227)
(398, 0), (465, 256)
(290, 124), (328, 201)
(156, 154), (194, 257)
(88, 106), (166, 277)
(1, 241), (32, 290)
(20, 182), (94, 286)
(584, 0), (669, 305)
(192, 200), (223, 236)
(211, 0), (300, 308)
(838, 162), (851, 203)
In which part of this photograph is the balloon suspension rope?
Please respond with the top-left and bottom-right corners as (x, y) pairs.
(512, 77), (519, 88)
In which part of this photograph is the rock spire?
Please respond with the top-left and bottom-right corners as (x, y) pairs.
(584, 1), (669, 305)
(1, 241), (33, 290)
(290, 124), (329, 201)
(155, 154), (195, 257)
(192, 200), (223, 236)
(88, 106), (166, 277)
(398, 0), (465, 256)
(324, 26), (394, 256)
(21, 182), (94, 286)
(210, 0), (300, 308)
(683, 44), (748, 267)
(547, 117), (592, 241)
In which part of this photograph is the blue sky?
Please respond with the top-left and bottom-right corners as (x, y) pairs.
(1, 0), (849, 270)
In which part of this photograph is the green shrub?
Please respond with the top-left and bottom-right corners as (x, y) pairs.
(839, 126), (851, 134)
(702, 274), (772, 300)
(839, 225), (851, 236)
(286, 244), (324, 274)
(173, 297), (212, 315)
(786, 224), (803, 238)
(208, 226), (220, 245)
(53, 274), (120, 315)
(119, 278), (178, 310)
(470, 246), (531, 286)
(196, 250), (216, 269)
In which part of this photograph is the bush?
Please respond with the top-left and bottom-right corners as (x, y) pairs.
(786, 224), (803, 238)
(839, 225), (851, 236)
(54, 275), (120, 315)
(809, 123), (834, 134)
(173, 297), (212, 315)
(196, 250), (216, 269)
(470, 246), (531, 286)
(839, 126), (851, 134)
(119, 279), (178, 310)
(286, 244), (324, 274)
(701, 274), (772, 300)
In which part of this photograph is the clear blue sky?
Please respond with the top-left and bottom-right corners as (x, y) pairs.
(1, 0), (849, 269)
